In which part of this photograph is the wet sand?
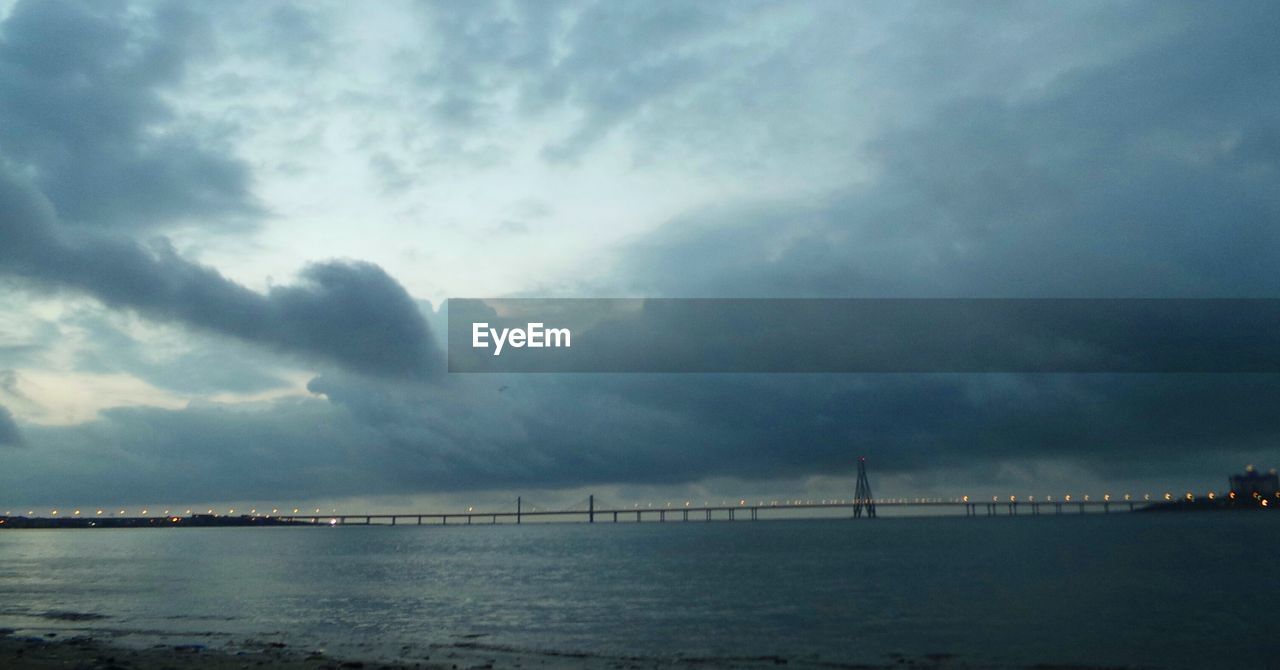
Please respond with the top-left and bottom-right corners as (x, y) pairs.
(0, 626), (1135, 670)
(0, 627), (886, 670)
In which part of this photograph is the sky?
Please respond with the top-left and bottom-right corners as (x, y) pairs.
(2, 0), (1279, 514)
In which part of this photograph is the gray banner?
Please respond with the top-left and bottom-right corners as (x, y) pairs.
(447, 298), (1280, 373)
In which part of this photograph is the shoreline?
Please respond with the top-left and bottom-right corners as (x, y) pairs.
(0, 624), (1128, 670)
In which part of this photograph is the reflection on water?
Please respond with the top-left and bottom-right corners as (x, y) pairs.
(2, 514), (1278, 668)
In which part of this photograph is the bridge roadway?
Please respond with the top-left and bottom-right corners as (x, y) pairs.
(277, 499), (1152, 525)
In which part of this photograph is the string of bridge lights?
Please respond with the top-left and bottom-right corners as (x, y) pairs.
(6, 488), (1278, 519)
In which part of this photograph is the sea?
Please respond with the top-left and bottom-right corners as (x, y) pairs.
(2, 513), (1278, 669)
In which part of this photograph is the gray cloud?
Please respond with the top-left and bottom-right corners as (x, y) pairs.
(0, 404), (22, 447)
(3, 1), (1279, 507)
(607, 2), (1280, 299)
(413, 0), (787, 163)
(0, 167), (440, 378)
(69, 309), (292, 395)
(4, 369), (1279, 505)
(0, 0), (259, 230)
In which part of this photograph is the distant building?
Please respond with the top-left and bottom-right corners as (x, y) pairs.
(1229, 465), (1279, 500)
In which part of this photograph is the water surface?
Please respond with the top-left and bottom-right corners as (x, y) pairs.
(2, 514), (1277, 668)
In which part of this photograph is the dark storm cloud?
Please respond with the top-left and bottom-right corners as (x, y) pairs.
(5, 369), (1280, 505)
(0, 168), (441, 378)
(0, 404), (21, 446)
(5, 1), (1280, 506)
(0, 0), (259, 230)
(611, 2), (1280, 298)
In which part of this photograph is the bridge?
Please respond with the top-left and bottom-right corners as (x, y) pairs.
(275, 497), (1153, 526)
(274, 460), (1155, 526)
(7, 460), (1193, 529)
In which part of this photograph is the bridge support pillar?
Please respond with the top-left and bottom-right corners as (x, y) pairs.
(613, 511), (618, 522)
(391, 516), (396, 525)
(683, 509), (688, 522)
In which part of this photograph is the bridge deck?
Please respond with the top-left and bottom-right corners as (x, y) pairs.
(276, 499), (1150, 525)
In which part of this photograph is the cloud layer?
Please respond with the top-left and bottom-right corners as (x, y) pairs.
(0, 166), (439, 378)
(1, 1), (1278, 507)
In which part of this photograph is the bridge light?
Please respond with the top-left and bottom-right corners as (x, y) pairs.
(739, 499), (746, 506)
(1164, 493), (1172, 501)
(1124, 495), (1131, 501)
(1263, 500), (1270, 507)
(73, 509), (81, 516)
(50, 510), (58, 516)
(96, 510), (103, 516)
(1009, 496), (1016, 502)
(962, 496), (969, 503)
(1208, 492), (1215, 500)
(1104, 495), (1110, 502)
(1065, 495), (1072, 502)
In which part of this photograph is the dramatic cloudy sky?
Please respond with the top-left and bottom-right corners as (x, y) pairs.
(2, 0), (1279, 513)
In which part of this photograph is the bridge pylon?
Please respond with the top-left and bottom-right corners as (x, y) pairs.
(853, 457), (876, 518)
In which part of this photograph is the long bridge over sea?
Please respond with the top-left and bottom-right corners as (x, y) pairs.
(276, 495), (1155, 527)
(9, 460), (1250, 530)
(277, 459), (1161, 526)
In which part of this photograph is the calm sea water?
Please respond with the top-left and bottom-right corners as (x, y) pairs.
(2, 514), (1278, 668)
